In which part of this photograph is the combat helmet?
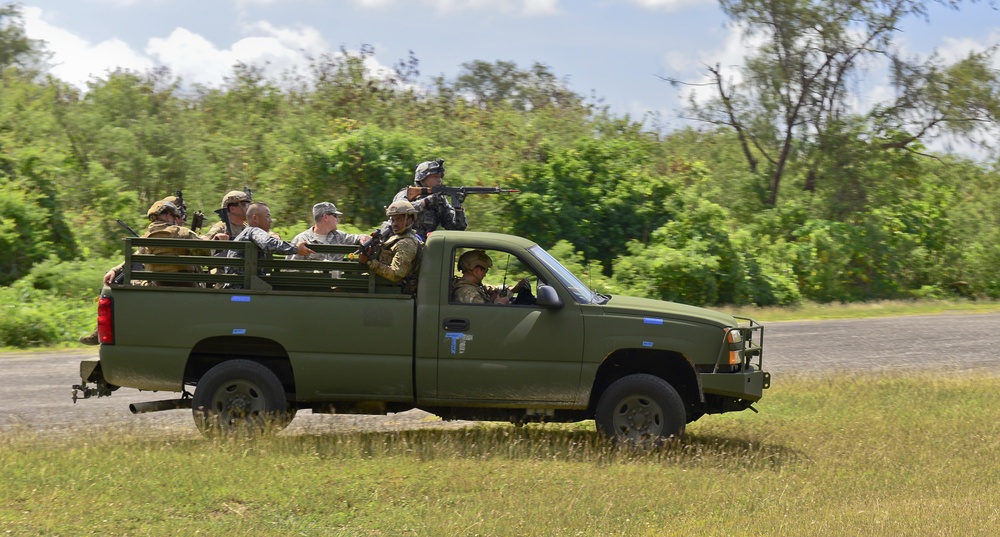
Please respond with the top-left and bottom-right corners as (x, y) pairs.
(413, 159), (445, 185)
(385, 199), (418, 217)
(162, 195), (187, 220)
(147, 200), (181, 220)
(458, 250), (492, 273)
(220, 190), (250, 209)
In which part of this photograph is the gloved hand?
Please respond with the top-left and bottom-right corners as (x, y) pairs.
(451, 191), (466, 209)
(425, 193), (445, 207)
(512, 277), (530, 294)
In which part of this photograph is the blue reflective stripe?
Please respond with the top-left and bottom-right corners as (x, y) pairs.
(643, 317), (663, 325)
(231, 296), (251, 302)
(232, 329), (246, 335)
(642, 341), (653, 347)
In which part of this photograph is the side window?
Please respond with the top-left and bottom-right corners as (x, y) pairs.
(449, 247), (542, 305)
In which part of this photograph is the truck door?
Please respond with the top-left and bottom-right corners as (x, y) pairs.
(434, 248), (584, 404)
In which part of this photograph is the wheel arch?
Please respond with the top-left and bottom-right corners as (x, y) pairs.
(588, 348), (703, 419)
(184, 336), (295, 396)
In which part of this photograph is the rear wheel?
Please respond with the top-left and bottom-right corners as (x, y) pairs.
(192, 359), (294, 436)
(595, 374), (686, 443)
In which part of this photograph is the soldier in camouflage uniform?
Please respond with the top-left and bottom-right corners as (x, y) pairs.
(79, 200), (209, 344)
(362, 200), (423, 294)
(451, 250), (529, 304)
(139, 200), (211, 281)
(287, 202), (366, 277)
(203, 190), (250, 241)
(382, 159), (467, 240)
(224, 202), (314, 287)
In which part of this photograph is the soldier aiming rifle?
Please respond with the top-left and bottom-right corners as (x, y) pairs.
(384, 158), (519, 239)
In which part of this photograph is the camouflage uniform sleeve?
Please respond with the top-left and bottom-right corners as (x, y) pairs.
(201, 220), (226, 240)
(437, 200), (468, 231)
(179, 228), (212, 256)
(251, 228), (299, 256)
(367, 237), (417, 283)
(452, 281), (489, 303)
(286, 230), (311, 260)
(341, 232), (366, 245)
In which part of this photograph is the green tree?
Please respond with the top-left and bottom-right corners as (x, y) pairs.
(0, 2), (47, 71)
(509, 133), (676, 271)
(674, 0), (1000, 205)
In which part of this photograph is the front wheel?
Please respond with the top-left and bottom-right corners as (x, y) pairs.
(595, 374), (686, 443)
(192, 359), (294, 436)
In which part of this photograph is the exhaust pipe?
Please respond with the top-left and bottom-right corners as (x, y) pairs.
(129, 398), (193, 414)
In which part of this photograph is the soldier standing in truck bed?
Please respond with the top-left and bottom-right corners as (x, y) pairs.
(382, 159), (467, 240)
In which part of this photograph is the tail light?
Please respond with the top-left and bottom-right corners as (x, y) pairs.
(97, 296), (114, 345)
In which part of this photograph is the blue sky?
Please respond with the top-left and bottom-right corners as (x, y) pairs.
(20, 0), (1000, 139)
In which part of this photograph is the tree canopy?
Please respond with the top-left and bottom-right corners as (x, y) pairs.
(2, 3), (1000, 307)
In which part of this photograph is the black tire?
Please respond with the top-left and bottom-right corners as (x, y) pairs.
(595, 374), (686, 443)
(192, 359), (294, 436)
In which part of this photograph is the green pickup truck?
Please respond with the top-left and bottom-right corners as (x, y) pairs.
(74, 230), (769, 441)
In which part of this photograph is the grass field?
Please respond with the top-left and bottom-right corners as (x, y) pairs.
(2, 372), (998, 536)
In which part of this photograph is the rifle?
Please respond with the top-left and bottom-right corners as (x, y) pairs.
(116, 219), (140, 238)
(355, 229), (387, 264)
(213, 206), (234, 239)
(174, 190), (205, 231)
(406, 185), (519, 205)
(114, 219), (144, 284)
(174, 190), (206, 231)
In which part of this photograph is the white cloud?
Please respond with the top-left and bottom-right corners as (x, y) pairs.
(937, 30), (1000, 71)
(22, 7), (154, 88)
(664, 22), (755, 106)
(244, 20), (329, 53)
(24, 6), (400, 92)
(628, 0), (713, 12)
(350, 0), (560, 16)
(145, 22), (336, 86)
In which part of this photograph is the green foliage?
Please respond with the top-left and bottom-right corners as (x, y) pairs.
(510, 134), (675, 271)
(0, 256), (111, 348)
(0, 2), (47, 71)
(293, 124), (432, 227)
(0, 7), (998, 348)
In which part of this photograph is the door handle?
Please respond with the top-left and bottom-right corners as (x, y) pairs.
(443, 318), (470, 331)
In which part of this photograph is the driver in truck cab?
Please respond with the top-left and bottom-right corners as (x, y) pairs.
(451, 250), (530, 305)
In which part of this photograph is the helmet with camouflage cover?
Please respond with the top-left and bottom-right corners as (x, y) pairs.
(147, 200), (181, 220)
(385, 200), (418, 217)
(413, 159), (445, 185)
(458, 250), (493, 273)
(220, 190), (250, 209)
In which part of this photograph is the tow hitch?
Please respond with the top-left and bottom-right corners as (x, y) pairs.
(72, 358), (117, 403)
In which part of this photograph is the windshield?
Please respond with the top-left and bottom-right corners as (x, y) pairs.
(528, 245), (604, 304)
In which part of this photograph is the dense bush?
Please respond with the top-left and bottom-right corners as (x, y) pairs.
(0, 257), (113, 348)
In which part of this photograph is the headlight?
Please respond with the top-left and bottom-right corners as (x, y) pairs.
(726, 328), (743, 365)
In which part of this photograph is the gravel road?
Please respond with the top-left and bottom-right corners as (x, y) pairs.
(3, 312), (998, 436)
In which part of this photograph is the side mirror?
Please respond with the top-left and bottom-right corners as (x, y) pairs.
(535, 285), (564, 309)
